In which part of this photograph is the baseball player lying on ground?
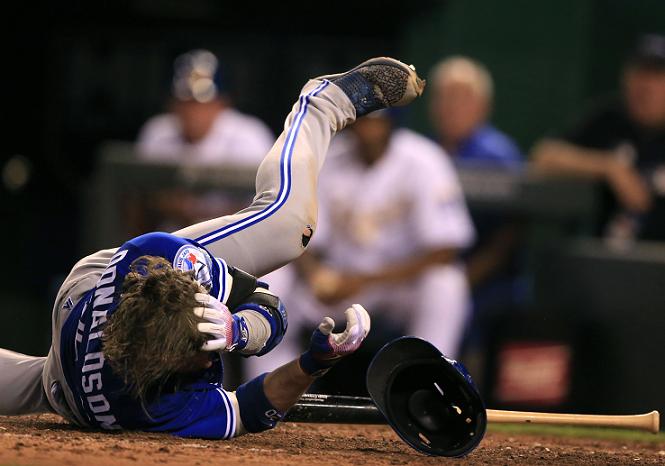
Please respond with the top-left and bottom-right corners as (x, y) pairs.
(0, 57), (425, 438)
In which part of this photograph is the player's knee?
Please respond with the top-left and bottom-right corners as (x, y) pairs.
(277, 220), (317, 264)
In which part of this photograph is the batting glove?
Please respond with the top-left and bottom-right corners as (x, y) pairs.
(299, 304), (371, 376)
(193, 293), (249, 352)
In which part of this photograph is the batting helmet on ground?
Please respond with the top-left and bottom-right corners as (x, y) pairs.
(366, 337), (487, 457)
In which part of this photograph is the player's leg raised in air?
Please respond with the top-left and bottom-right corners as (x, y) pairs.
(173, 58), (425, 278)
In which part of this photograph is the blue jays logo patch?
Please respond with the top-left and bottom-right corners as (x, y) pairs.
(173, 245), (214, 291)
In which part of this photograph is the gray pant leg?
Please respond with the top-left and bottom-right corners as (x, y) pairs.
(0, 349), (49, 415)
(0, 249), (115, 419)
(174, 79), (355, 277)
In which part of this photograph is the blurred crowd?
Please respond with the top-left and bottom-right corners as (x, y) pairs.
(124, 34), (665, 390)
(533, 34), (665, 243)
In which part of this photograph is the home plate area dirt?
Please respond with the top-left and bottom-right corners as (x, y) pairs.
(1, 414), (665, 465)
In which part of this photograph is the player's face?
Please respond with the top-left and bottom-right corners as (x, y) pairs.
(430, 81), (489, 145)
(623, 66), (665, 129)
(171, 99), (223, 143)
(350, 117), (392, 164)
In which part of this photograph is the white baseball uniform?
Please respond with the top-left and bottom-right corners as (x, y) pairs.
(136, 108), (274, 167)
(248, 127), (475, 377)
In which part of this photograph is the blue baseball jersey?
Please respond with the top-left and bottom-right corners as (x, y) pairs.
(59, 232), (238, 438)
(454, 124), (523, 170)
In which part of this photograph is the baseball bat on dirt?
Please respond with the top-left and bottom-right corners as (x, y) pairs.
(285, 394), (660, 434)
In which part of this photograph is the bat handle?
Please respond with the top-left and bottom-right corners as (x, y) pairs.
(486, 409), (660, 434)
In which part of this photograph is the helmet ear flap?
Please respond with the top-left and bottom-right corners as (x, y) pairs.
(367, 337), (487, 457)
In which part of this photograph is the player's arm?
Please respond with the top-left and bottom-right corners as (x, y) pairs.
(530, 105), (625, 180)
(177, 305), (369, 439)
(123, 232), (287, 356)
(361, 247), (458, 283)
(188, 305), (370, 438)
(314, 251), (457, 302)
(531, 139), (651, 212)
(194, 285), (287, 357)
(231, 304), (371, 435)
(532, 139), (621, 178)
(199, 251), (288, 358)
(305, 248), (459, 305)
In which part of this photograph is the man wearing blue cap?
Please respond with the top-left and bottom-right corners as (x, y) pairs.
(137, 49), (273, 167)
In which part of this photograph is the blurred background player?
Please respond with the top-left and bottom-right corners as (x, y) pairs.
(533, 34), (665, 243)
(137, 49), (273, 167)
(131, 50), (275, 234)
(428, 56), (527, 357)
(429, 56), (522, 169)
(247, 109), (475, 389)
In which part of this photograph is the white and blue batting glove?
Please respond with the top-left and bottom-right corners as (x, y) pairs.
(299, 304), (371, 377)
(193, 293), (248, 352)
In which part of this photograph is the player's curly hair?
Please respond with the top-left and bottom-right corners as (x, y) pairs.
(103, 255), (206, 401)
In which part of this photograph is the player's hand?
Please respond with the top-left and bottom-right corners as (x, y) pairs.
(193, 293), (248, 352)
(606, 161), (652, 213)
(299, 304), (371, 376)
(309, 266), (368, 304)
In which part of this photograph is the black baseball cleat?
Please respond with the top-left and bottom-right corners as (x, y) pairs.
(317, 57), (426, 117)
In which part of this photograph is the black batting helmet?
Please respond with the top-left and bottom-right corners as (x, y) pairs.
(366, 337), (487, 457)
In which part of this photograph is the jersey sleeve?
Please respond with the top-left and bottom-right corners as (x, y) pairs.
(144, 385), (240, 439)
(121, 232), (233, 304)
(481, 131), (524, 169)
(143, 373), (282, 439)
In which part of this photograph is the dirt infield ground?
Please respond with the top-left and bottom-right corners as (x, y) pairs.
(1, 414), (664, 465)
